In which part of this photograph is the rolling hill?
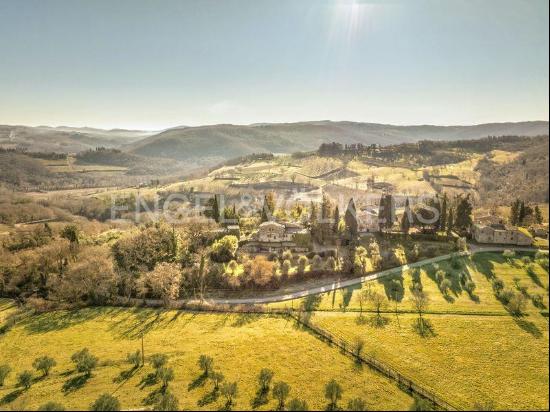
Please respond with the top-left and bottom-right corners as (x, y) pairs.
(129, 120), (549, 165)
(0, 125), (155, 153)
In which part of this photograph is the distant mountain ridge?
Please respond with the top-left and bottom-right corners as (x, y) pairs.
(1, 121), (547, 167)
(128, 120), (549, 165)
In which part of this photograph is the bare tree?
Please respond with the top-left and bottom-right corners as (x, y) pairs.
(410, 289), (430, 334)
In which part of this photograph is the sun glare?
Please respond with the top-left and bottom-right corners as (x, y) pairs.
(330, 0), (374, 44)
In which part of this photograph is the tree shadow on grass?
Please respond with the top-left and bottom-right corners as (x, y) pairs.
(62, 373), (91, 394)
(341, 284), (361, 311)
(378, 271), (405, 303)
(142, 387), (163, 406)
(526, 266), (544, 288)
(218, 401), (234, 411)
(514, 318), (543, 339)
(199, 388), (220, 407)
(355, 314), (368, 325)
(0, 388), (24, 405)
(138, 372), (158, 390)
(231, 313), (262, 327)
(109, 309), (165, 340)
(250, 388), (269, 409)
(412, 318), (436, 338)
(114, 366), (140, 384)
(21, 307), (120, 334)
(187, 373), (208, 391)
(367, 314), (390, 328)
(471, 253), (499, 281)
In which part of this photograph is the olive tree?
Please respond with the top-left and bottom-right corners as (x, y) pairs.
(221, 381), (238, 406)
(90, 394), (120, 411)
(347, 397), (367, 411)
(258, 368), (274, 393)
(324, 379), (343, 411)
(198, 354), (214, 377)
(272, 381), (291, 410)
(71, 348), (98, 376)
(32, 356), (56, 377)
(38, 401), (66, 411)
(17, 370), (33, 389)
(154, 390), (179, 411)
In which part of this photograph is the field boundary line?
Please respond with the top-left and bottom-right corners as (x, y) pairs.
(288, 311), (461, 411)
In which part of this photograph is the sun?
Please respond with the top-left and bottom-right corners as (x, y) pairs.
(330, 0), (374, 44)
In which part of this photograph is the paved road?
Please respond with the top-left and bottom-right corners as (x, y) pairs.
(193, 245), (547, 306)
(132, 246), (548, 307)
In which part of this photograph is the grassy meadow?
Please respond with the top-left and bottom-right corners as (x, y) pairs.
(0, 308), (412, 411)
(271, 252), (549, 315)
(311, 312), (549, 410)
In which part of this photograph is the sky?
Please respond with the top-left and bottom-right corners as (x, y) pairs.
(0, 0), (548, 130)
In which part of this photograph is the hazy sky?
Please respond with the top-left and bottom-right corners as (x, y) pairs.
(0, 0), (548, 130)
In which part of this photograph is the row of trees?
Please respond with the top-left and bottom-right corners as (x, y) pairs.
(400, 193), (473, 235)
(510, 199), (543, 226)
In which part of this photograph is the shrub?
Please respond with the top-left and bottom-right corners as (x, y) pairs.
(32, 356), (56, 377)
(126, 350), (141, 368)
(17, 370), (33, 389)
(435, 270), (446, 283)
(243, 256), (275, 288)
(38, 401), (66, 411)
(281, 259), (292, 277)
(491, 278), (505, 293)
(226, 260), (239, 276)
(507, 293), (527, 316)
(497, 288), (514, 305)
(210, 235), (239, 263)
(410, 396), (433, 411)
(530, 293), (544, 308)
(90, 394), (120, 411)
(297, 255), (309, 275)
(440, 278), (452, 295)
(282, 250), (293, 262)
(71, 348), (98, 376)
(450, 254), (462, 269)
(347, 397), (367, 411)
(521, 256), (532, 266)
(287, 398), (309, 411)
(150, 353), (168, 370)
(311, 255), (323, 271)
(154, 390), (179, 411)
(325, 256), (337, 271)
(464, 280), (476, 294)
(352, 338), (365, 359)
(502, 249), (515, 261)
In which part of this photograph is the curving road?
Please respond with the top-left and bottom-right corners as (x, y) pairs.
(192, 245), (547, 306)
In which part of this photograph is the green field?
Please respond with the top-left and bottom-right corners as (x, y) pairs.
(293, 252), (549, 410)
(311, 312), (549, 410)
(0, 253), (548, 410)
(271, 252), (549, 315)
(0, 308), (412, 411)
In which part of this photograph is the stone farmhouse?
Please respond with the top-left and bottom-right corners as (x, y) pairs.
(241, 221), (310, 253)
(472, 223), (533, 246)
